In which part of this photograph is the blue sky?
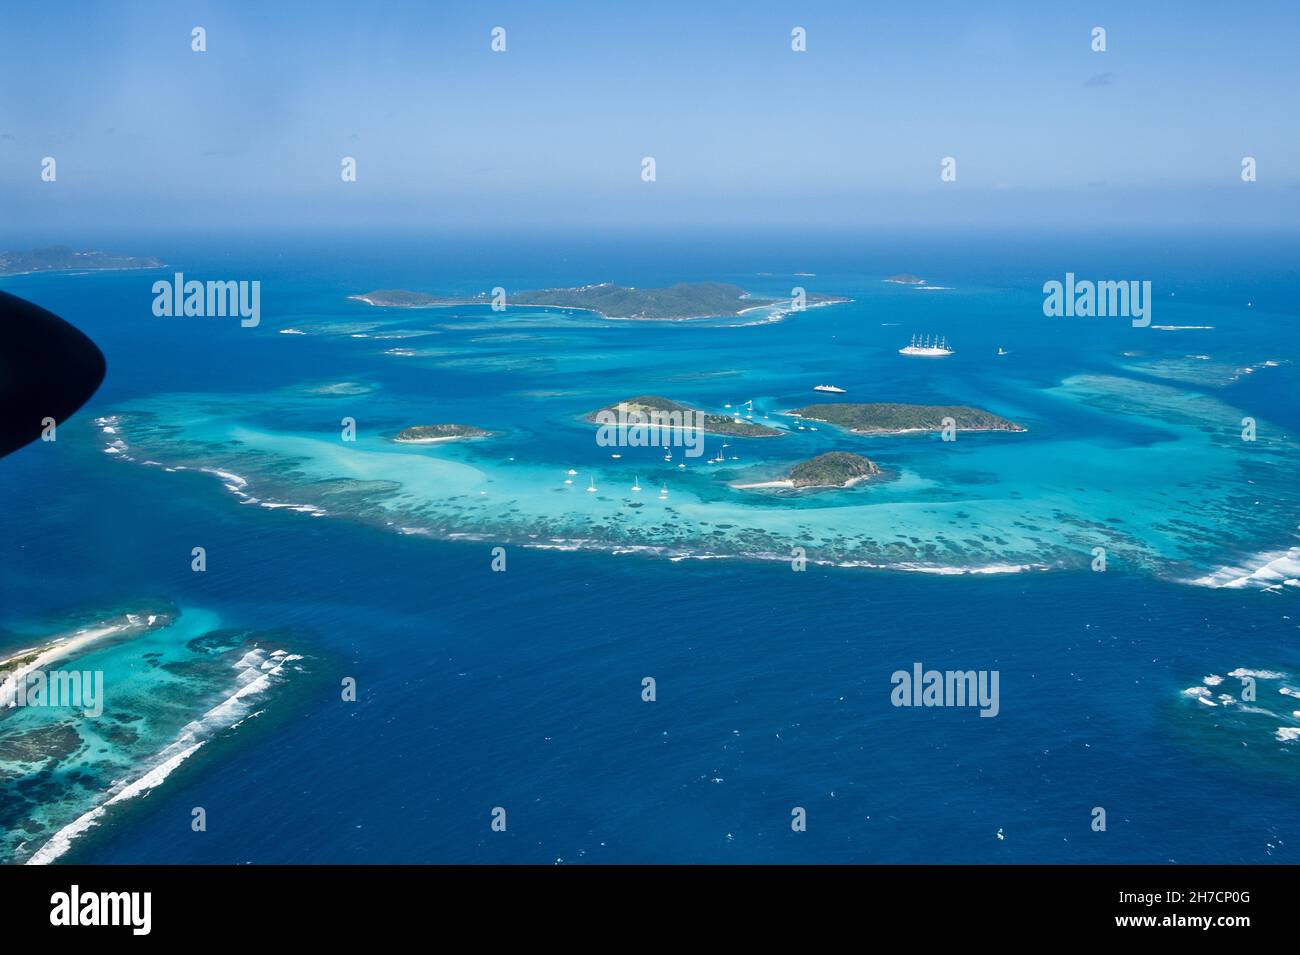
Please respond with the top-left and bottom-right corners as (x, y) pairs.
(2, 0), (1298, 233)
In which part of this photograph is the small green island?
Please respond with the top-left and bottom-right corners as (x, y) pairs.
(587, 396), (783, 437)
(352, 282), (849, 321)
(735, 451), (881, 490)
(393, 424), (492, 444)
(788, 403), (1025, 435)
(0, 246), (165, 276)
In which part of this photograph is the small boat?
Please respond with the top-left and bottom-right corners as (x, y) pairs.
(997, 347), (1009, 357)
(611, 453), (621, 459)
(659, 485), (669, 497)
(663, 451), (672, 461)
(567, 469), (577, 475)
(813, 384), (847, 394)
(631, 477), (642, 492)
(586, 476), (597, 493)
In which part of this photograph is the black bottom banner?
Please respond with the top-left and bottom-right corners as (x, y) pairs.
(0, 864), (1286, 940)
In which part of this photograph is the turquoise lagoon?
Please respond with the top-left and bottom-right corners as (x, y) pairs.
(95, 290), (1299, 585)
(2, 231), (1298, 864)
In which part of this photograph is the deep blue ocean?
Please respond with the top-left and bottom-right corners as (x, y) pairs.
(1, 229), (1297, 863)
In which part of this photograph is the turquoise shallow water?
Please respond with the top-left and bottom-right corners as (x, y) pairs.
(93, 277), (1300, 583)
(1, 231), (1297, 863)
(0, 604), (311, 863)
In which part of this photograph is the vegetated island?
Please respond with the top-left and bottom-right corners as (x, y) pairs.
(0, 246), (165, 276)
(883, 273), (926, 285)
(351, 282), (850, 321)
(587, 395), (783, 437)
(393, 424), (492, 444)
(735, 451), (881, 490)
(788, 403), (1026, 435)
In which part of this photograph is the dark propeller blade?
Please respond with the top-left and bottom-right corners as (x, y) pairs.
(0, 290), (106, 458)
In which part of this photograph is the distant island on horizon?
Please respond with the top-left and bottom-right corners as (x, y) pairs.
(351, 281), (850, 321)
(0, 246), (165, 276)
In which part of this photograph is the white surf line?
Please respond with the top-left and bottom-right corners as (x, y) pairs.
(24, 741), (207, 865)
(24, 650), (297, 865)
(1188, 545), (1300, 589)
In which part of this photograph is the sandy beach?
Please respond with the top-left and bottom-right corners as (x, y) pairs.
(0, 621), (137, 705)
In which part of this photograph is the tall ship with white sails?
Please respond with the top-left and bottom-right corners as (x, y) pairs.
(899, 334), (954, 357)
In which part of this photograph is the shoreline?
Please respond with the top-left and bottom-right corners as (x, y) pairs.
(350, 293), (850, 323)
(392, 434), (485, 445)
(581, 411), (785, 438)
(0, 619), (146, 704)
(0, 264), (166, 279)
(732, 473), (874, 491)
(785, 412), (1028, 436)
(843, 425), (1028, 435)
(734, 297), (852, 316)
